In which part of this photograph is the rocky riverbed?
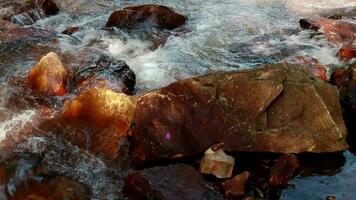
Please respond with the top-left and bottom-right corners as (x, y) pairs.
(0, 0), (356, 200)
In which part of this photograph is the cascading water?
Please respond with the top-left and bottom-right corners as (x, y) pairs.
(1, 0), (356, 199)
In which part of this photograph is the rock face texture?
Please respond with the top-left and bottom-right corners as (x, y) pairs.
(122, 164), (222, 200)
(106, 4), (187, 30)
(130, 63), (348, 163)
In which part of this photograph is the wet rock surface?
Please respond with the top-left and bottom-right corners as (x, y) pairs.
(68, 51), (136, 95)
(268, 154), (300, 188)
(122, 164), (223, 200)
(28, 52), (68, 96)
(130, 63), (348, 163)
(106, 4), (187, 30)
(220, 171), (252, 199)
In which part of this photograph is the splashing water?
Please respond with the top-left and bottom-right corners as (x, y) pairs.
(1, 0), (356, 199)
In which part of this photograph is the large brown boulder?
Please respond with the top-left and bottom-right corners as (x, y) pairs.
(130, 63), (348, 163)
(122, 164), (223, 200)
(106, 4), (187, 30)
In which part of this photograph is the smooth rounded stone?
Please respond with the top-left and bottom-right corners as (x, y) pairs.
(122, 164), (223, 200)
(61, 26), (81, 35)
(268, 154), (300, 188)
(62, 88), (136, 133)
(220, 171), (251, 199)
(130, 63), (348, 164)
(28, 52), (68, 96)
(8, 176), (90, 200)
(106, 4), (187, 30)
(67, 50), (136, 95)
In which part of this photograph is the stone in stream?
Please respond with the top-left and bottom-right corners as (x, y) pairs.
(0, 0), (59, 25)
(0, 20), (55, 53)
(28, 52), (68, 96)
(67, 49), (136, 95)
(268, 154), (300, 188)
(106, 4), (187, 30)
(337, 45), (356, 60)
(130, 63), (348, 164)
(8, 176), (90, 200)
(58, 88), (136, 160)
(220, 171), (252, 199)
(299, 17), (356, 45)
(61, 26), (81, 35)
(122, 164), (223, 200)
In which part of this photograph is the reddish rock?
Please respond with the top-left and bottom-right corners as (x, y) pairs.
(287, 56), (328, 81)
(268, 154), (300, 188)
(106, 4), (187, 30)
(330, 65), (356, 141)
(330, 68), (348, 88)
(220, 171), (251, 199)
(122, 164), (222, 200)
(28, 52), (68, 96)
(62, 26), (81, 35)
(299, 17), (356, 45)
(337, 45), (356, 60)
(8, 176), (90, 200)
(130, 63), (347, 164)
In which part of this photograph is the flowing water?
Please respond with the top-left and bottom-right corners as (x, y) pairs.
(1, 0), (356, 199)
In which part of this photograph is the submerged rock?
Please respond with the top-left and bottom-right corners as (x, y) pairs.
(68, 51), (136, 95)
(61, 26), (81, 35)
(220, 171), (251, 199)
(268, 154), (300, 188)
(200, 146), (235, 178)
(28, 52), (68, 96)
(106, 4), (187, 30)
(122, 164), (222, 200)
(130, 63), (347, 164)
